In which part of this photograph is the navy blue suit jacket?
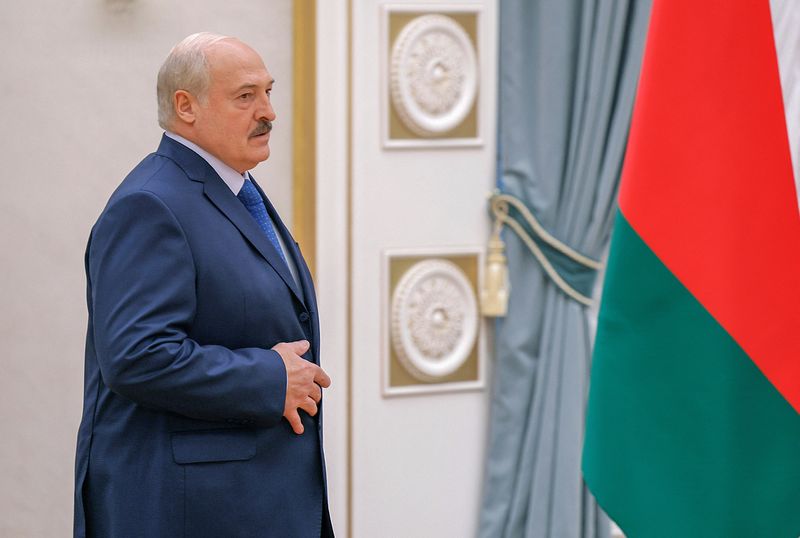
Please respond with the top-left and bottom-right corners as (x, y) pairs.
(74, 135), (332, 537)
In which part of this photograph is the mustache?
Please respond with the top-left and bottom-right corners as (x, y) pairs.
(250, 120), (272, 137)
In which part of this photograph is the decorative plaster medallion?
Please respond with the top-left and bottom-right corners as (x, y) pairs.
(390, 14), (478, 136)
(391, 259), (478, 382)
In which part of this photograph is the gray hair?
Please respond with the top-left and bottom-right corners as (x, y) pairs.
(156, 32), (231, 130)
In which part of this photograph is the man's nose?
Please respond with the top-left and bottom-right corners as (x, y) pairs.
(257, 93), (277, 122)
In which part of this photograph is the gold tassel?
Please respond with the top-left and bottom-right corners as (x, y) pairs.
(481, 217), (510, 317)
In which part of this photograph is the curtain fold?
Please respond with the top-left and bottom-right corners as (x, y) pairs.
(479, 1), (651, 536)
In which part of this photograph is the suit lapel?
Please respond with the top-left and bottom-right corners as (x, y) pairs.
(254, 180), (318, 314)
(256, 181), (320, 363)
(156, 135), (303, 304)
(202, 177), (303, 303)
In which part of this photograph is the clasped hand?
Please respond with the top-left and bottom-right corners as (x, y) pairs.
(272, 340), (331, 434)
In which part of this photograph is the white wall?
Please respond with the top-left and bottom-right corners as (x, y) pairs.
(348, 1), (497, 536)
(0, 1), (293, 535)
(315, 0), (352, 534)
(771, 0), (800, 204)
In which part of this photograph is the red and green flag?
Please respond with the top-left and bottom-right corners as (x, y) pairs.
(583, 1), (800, 536)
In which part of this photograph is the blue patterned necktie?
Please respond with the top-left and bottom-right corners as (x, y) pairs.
(237, 179), (288, 265)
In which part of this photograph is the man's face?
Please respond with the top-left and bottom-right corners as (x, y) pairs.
(192, 40), (276, 173)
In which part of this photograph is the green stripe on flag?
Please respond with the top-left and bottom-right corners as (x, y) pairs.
(583, 211), (800, 537)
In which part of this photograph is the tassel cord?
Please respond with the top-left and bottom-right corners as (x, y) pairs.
(490, 193), (602, 307)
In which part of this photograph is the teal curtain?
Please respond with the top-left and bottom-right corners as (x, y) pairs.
(479, 1), (651, 536)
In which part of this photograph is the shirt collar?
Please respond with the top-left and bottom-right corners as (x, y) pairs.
(165, 131), (250, 194)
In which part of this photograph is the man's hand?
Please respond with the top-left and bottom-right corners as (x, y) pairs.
(272, 340), (331, 434)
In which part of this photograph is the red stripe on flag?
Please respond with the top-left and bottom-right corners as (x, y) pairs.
(619, 0), (800, 411)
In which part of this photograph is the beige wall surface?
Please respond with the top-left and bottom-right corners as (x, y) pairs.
(0, 1), (293, 535)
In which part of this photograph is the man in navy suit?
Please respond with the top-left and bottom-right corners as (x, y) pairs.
(74, 32), (333, 537)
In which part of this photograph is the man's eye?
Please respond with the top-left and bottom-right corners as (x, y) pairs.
(239, 93), (253, 100)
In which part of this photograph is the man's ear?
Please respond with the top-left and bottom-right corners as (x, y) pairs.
(173, 90), (197, 125)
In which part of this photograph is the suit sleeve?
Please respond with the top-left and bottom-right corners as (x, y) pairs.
(88, 190), (286, 427)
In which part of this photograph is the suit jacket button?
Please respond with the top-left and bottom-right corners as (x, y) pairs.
(299, 312), (310, 323)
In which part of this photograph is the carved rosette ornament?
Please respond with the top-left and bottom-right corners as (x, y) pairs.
(391, 259), (479, 382)
(390, 14), (478, 136)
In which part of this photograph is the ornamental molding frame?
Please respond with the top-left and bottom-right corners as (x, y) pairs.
(391, 259), (478, 381)
(390, 14), (478, 137)
(382, 247), (486, 397)
(380, 4), (483, 149)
